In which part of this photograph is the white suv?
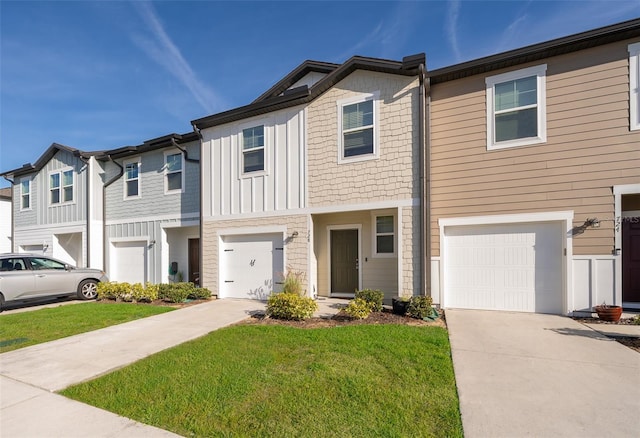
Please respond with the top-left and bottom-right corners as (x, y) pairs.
(0, 254), (108, 310)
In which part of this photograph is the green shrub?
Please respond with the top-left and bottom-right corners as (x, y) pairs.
(281, 269), (305, 296)
(344, 298), (373, 319)
(406, 295), (435, 320)
(633, 314), (640, 325)
(97, 281), (121, 300)
(355, 289), (384, 312)
(267, 292), (318, 321)
(158, 283), (190, 303)
(97, 282), (158, 303)
(188, 286), (212, 300)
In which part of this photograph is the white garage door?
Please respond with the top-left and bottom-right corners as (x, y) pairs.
(444, 222), (563, 314)
(110, 241), (147, 284)
(220, 233), (284, 299)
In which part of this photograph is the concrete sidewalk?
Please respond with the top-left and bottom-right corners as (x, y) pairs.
(446, 309), (640, 438)
(1, 299), (266, 437)
(1, 297), (346, 437)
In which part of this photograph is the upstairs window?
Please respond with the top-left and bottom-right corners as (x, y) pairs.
(20, 178), (31, 210)
(630, 42), (640, 131)
(486, 65), (547, 150)
(338, 93), (378, 163)
(374, 214), (395, 256)
(124, 160), (140, 198)
(242, 125), (265, 173)
(165, 152), (183, 193)
(49, 169), (73, 204)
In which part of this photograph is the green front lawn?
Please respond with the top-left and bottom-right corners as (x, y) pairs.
(62, 324), (462, 437)
(0, 302), (174, 353)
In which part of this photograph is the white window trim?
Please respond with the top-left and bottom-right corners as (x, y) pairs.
(337, 92), (380, 164)
(48, 167), (75, 206)
(123, 157), (141, 200)
(486, 64), (547, 150)
(629, 42), (640, 131)
(239, 121), (268, 178)
(20, 177), (31, 211)
(164, 150), (185, 194)
(371, 211), (396, 258)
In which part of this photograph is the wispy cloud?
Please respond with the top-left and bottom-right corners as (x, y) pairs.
(334, 23), (384, 62)
(130, 1), (221, 114)
(446, 0), (462, 62)
(333, 1), (422, 62)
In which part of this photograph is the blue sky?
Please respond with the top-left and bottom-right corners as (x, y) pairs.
(1, 0), (639, 188)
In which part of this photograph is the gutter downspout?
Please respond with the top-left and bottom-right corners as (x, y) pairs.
(102, 156), (124, 272)
(424, 72), (432, 299)
(191, 123), (204, 290)
(170, 138), (199, 164)
(418, 64), (431, 298)
(3, 176), (15, 253)
(77, 154), (91, 267)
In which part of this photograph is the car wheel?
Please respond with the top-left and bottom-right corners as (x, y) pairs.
(0, 293), (4, 312)
(78, 280), (98, 300)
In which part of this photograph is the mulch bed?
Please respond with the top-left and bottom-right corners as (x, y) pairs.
(239, 308), (446, 329)
(95, 298), (211, 309)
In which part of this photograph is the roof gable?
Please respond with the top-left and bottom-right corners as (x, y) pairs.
(192, 53), (425, 130)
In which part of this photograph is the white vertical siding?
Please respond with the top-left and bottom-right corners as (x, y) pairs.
(201, 106), (306, 219)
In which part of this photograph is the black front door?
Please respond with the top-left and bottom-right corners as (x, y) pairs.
(331, 229), (359, 294)
(188, 238), (200, 286)
(622, 218), (640, 303)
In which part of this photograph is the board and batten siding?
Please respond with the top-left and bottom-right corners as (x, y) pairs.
(201, 106), (306, 218)
(104, 142), (200, 221)
(306, 71), (420, 207)
(429, 38), (640, 257)
(13, 149), (88, 228)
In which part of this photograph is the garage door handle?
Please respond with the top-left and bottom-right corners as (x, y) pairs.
(224, 280), (234, 283)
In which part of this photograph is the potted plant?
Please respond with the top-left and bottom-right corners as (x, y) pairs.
(392, 295), (411, 315)
(593, 303), (623, 322)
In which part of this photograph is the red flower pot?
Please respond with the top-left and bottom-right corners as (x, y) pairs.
(594, 305), (623, 322)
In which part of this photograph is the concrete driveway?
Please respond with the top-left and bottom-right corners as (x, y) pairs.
(446, 309), (640, 438)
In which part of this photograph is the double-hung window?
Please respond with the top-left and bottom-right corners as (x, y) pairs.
(374, 214), (395, 256)
(486, 65), (547, 150)
(124, 159), (140, 198)
(242, 125), (265, 173)
(49, 169), (73, 204)
(629, 42), (640, 131)
(20, 178), (31, 210)
(338, 93), (378, 162)
(165, 152), (183, 193)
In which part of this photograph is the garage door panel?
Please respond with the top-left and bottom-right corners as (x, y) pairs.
(445, 222), (563, 314)
(221, 233), (284, 300)
(111, 241), (147, 284)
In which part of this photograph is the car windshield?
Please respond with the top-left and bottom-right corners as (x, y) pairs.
(29, 257), (67, 270)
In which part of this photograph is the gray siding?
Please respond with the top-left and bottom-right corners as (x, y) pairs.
(14, 149), (88, 228)
(104, 141), (200, 221)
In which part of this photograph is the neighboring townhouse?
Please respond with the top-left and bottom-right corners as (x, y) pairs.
(0, 187), (12, 252)
(193, 54), (427, 301)
(0, 143), (104, 268)
(99, 133), (201, 285)
(427, 18), (640, 314)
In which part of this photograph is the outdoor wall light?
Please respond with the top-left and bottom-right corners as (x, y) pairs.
(585, 218), (600, 228)
(291, 231), (299, 238)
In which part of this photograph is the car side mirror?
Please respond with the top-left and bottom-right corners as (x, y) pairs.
(64, 264), (73, 271)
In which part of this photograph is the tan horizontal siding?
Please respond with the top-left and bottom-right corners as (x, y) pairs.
(429, 38), (640, 258)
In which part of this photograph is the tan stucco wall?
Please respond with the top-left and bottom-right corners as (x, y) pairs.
(430, 38), (640, 256)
